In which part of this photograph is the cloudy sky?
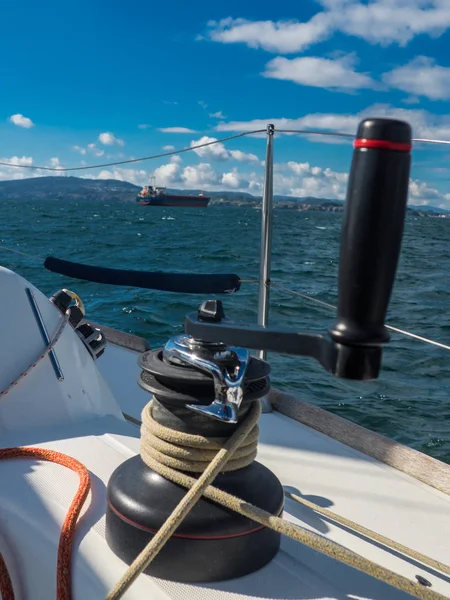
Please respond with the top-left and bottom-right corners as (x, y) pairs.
(2, 0), (450, 206)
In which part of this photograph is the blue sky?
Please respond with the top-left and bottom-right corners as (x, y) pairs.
(2, 0), (450, 205)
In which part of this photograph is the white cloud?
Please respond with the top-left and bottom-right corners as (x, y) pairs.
(87, 143), (105, 157)
(285, 162), (314, 176)
(205, 2), (450, 53)
(152, 161), (257, 191)
(74, 143), (104, 156)
(215, 104), (450, 142)
(9, 114), (34, 128)
(154, 162), (183, 186)
(151, 161), (259, 190)
(216, 113), (359, 135)
(72, 145), (87, 155)
(95, 170), (114, 180)
(274, 161), (450, 206)
(198, 100), (208, 109)
(151, 161), (222, 189)
(98, 132), (125, 146)
(183, 163), (220, 187)
(94, 167), (150, 186)
(304, 133), (350, 146)
(206, 15), (330, 53)
(358, 104), (450, 141)
(210, 111), (226, 119)
(229, 149), (259, 163)
(145, 157), (347, 197)
(383, 56), (450, 100)
(329, 0), (450, 47)
(0, 156), (59, 180)
(191, 136), (229, 161)
(138, 124), (150, 129)
(68, 154), (450, 208)
(409, 179), (446, 204)
(190, 136), (259, 163)
(0, 156), (33, 167)
(158, 127), (199, 133)
(249, 179), (263, 194)
(163, 145), (175, 150)
(273, 161), (349, 199)
(47, 157), (65, 176)
(221, 171), (240, 189)
(264, 55), (375, 91)
(0, 156), (34, 181)
(221, 169), (252, 189)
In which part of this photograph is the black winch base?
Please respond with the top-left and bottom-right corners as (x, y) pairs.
(106, 455), (284, 582)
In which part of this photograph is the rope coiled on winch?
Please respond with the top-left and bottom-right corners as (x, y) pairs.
(140, 402), (259, 473)
(106, 400), (450, 600)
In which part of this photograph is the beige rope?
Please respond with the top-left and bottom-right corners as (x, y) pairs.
(140, 403), (259, 472)
(106, 400), (449, 600)
(105, 401), (262, 600)
(285, 491), (450, 577)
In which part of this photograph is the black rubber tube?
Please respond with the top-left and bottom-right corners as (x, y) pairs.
(44, 257), (241, 294)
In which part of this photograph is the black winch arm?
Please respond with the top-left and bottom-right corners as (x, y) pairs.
(44, 257), (241, 294)
(185, 118), (412, 380)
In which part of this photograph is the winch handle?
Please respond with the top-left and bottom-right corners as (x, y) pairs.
(329, 118), (411, 349)
(184, 118), (412, 381)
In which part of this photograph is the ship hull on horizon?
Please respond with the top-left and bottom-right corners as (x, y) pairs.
(137, 193), (210, 207)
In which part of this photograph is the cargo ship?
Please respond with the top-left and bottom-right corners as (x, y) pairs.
(136, 182), (210, 207)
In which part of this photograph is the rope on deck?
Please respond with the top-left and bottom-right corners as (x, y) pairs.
(105, 400), (450, 600)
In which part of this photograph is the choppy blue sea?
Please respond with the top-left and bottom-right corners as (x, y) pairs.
(1, 199), (449, 463)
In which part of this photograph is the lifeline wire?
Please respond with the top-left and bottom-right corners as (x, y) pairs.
(269, 281), (450, 352)
(276, 128), (450, 145)
(2, 127), (450, 173)
(0, 130), (266, 172)
(0, 244), (44, 262)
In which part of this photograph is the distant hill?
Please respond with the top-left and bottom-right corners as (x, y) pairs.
(411, 205), (448, 214)
(0, 177), (257, 202)
(273, 195), (336, 205)
(0, 176), (447, 215)
(0, 176), (328, 204)
(0, 176), (138, 202)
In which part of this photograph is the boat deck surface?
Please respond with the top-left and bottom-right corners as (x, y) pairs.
(102, 344), (450, 599)
(1, 342), (449, 599)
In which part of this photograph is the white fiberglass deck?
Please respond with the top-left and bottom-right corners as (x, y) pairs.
(100, 342), (450, 599)
(1, 396), (449, 600)
(0, 266), (449, 599)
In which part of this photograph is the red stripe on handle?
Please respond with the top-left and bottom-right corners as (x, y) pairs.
(354, 139), (411, 152)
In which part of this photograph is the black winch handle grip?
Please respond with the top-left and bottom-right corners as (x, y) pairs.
(329, 118), (412, 347)
(44, 257), (241, 294)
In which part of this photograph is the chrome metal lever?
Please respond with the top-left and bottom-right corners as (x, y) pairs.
(163, 335), (249, 423)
